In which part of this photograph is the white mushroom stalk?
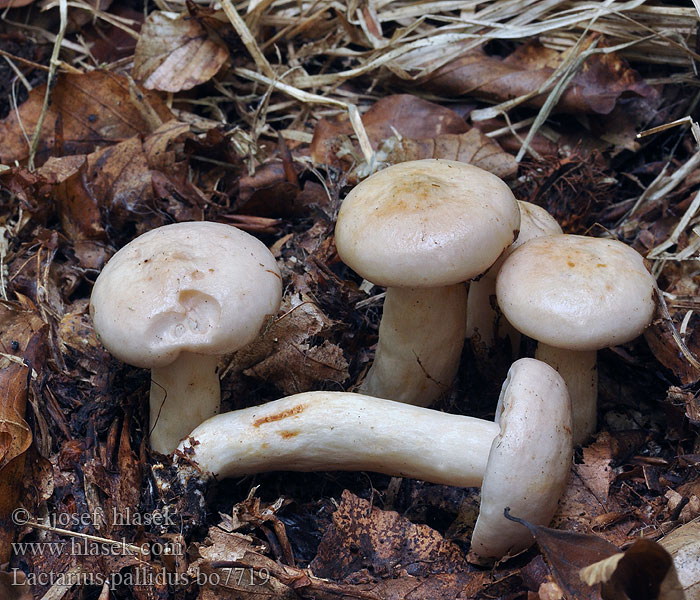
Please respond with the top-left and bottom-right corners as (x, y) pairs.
(363, 285), (466, 404)
(466, 201), (562, 352)
(496, 234), (656, 445)
(177, 358), (572, 560)
(90, 221), (283, 455)
(335, 159), (520, 407)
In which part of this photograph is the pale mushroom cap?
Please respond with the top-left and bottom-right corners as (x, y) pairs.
(489, 201), (562, 272)
(496, 234), (656, 351)
(471, 358), (572, 558)
(335, 159), (520, 287)
(90, 221), (282, 368)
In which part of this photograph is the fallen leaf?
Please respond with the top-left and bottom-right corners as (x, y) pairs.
(142, 120), (191, 172)
(310, 94), (469, 167)
(310, 490), (468, 579)
(0, 569), (32, 600)
(659, 518), (700, 600)
(504, 510), (618, 599)
(359, 128), (517, 181)
(645, 321), (700, 386)
(234, 294), (349, 395)
(0, 71), (173, 165)
(553, 432), (634, 546)
(422, 38), (657, 115)
(133, 10), (229, 92)
(580, 538), (685, 600)
(0, 362), (32, 564)
(0, 297), (46, 367)
(84, 135), (155, 233)
(575, 433), (616, 504)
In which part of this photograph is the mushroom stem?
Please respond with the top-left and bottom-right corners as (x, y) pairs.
(466, 276), (497, 348)
(535, 343), (596, 445)
(150, 352), (220, 454)
(467, 277), (521, 359)
(178, 358), (572, 561)
(179, 392), (499, 486)
(361, 284), (467, 406)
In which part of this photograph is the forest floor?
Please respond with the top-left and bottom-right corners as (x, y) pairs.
(0, 1), (699, 599)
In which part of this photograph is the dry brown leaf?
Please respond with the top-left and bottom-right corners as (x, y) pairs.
(58, 300), (101, 355)
(645, 321), (700, 386)
(659, 519), (700, 600)
(311, 94), (469, 166)
(310, 489), (468, 580)
(235, 294), (349, 395)
(575, 433), (616, 504)
(0, 570), (32, 600)
(0, 298), (46, 368)
(311, 94), (515, 180)
(553, 432), (633, 547)
(0, 363), (32, 564)
(0, 71), (173, 166)
(133, 10), (229, 92)
(580, 539), (685, 600)
(366, 128), (518, 180)
(423, 39), (657, 115)
(142, 120), (191, 171)
(84, 135), (155, 231)
(505, 510), (618, 600)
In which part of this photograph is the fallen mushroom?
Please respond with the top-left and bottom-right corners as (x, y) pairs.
(334, 159), (520, 406)
(466, 200), (562, 352)
(177, 357), (573, 560)
(90, 221), (283, 454)
(496, 234), (656, 445)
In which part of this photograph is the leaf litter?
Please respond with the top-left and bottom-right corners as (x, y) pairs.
(0, 0), (700, 598)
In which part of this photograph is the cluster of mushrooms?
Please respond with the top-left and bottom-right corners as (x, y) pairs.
(89, 159), (657, 561)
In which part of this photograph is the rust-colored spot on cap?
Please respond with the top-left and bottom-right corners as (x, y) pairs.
(253, 404), (306, 427)
(279, 430), (299, 439)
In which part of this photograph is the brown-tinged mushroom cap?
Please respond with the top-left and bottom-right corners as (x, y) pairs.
(335, 159), (520, 288)
(496, 234), (656, 351)
(90, 221), (282, 368)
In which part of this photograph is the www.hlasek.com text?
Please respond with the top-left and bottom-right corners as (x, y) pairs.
(12, 537), (183, 557)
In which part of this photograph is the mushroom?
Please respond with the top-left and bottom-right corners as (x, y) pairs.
(90, 221), (283, 454)
(466, 200), (562, 352)
(496, 234), (656, 445)
(334, 159), (520, 406)
(177, 357), (572, 560)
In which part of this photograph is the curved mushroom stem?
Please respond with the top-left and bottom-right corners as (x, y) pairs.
(361, 284), (467, 406)
(535, 343), (596, 445)
(149, 352), (221, 454)
(178, 392), (499, 486)
(178, 359), (572, 561)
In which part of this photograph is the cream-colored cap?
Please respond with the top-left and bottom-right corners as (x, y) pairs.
(471, 358), (572, 558)
(90, 221), (282, 368)
(335, 159), (520, 287)
(496, 234), (656, 351)
(489, 201), (562, 273)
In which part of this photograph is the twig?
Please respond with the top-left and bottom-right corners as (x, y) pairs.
(27, 0), (69, 171)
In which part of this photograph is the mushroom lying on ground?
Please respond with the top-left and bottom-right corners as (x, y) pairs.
(496, 234), (656, 445)
(177, 358), (572, 560)
(90, 221), (283, 454)
(334, 159), (520, 406)
(466, 200), (562, 353)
